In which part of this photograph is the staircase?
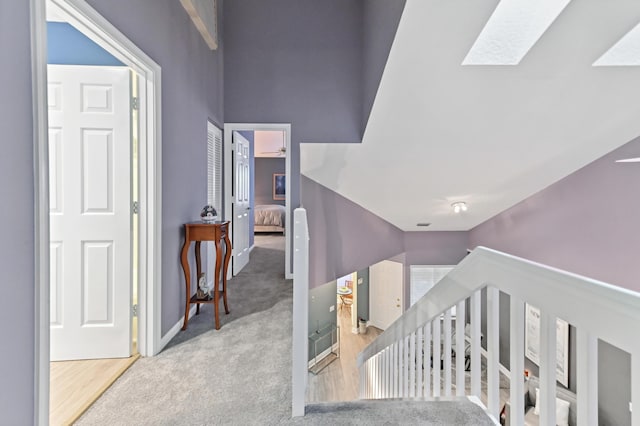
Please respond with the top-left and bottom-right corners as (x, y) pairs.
(292, 208), (640, 425)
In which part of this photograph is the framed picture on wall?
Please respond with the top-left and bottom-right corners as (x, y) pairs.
(273, 173), (285, 200)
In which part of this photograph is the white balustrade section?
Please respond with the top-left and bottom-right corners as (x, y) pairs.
(355, 246), (640, 426)
(291, 208), (309, 417)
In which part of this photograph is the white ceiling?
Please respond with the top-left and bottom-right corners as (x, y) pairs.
(301, 0), (640, 231)
(255, 130), (286, 158)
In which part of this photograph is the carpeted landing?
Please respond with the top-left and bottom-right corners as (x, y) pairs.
(76, 234), (493, 425)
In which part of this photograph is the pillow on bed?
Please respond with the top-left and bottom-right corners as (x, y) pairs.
(534, 388), (570, 426)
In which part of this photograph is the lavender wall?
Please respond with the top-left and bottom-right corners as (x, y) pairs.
(224, 0), (364, 226)
(470, 137), (640, 426)
(362, 0), (406, 133)
(0, 2), (36, 422)
(87, 0), (225, 336)
(301, 176), (405, 288)
(255, 158), (285, 206)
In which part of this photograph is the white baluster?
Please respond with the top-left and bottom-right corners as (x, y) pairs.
(456, 299), (466, 396)
(510, 296), (525, 426)
(433, 316), (441, 397)
(577, 329), (598, 426)
(487, 287), (500, 418)
(398, 338), (404, 397)
(417, 327), (423, 398)
(360, 365), (364, 399)
(539, 311), (557, 426)
(424, 322), (432, 397)
(632, 347), (640, 426)
(403, 336), (410, 397)
(393, 341), (399, 398)
(471, 291), (482, 397)
(410, 331), (416, 397)
(444, 309), (452, 397)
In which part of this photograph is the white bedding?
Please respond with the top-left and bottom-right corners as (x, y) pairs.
(255, 204), (285, 227)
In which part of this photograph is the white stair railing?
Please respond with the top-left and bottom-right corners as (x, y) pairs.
(357, 247), (640, 426)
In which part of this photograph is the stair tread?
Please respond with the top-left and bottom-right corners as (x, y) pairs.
(292, 398), (495, 425)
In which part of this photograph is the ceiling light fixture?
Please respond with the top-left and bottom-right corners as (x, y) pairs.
(417, 223), (431, 227)
(452, 202), (468, 213)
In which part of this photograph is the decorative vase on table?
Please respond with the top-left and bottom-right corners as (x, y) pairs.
(200, 205), (217, 223)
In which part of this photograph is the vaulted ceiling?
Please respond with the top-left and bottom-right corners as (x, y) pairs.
(301, 0), (640, 231)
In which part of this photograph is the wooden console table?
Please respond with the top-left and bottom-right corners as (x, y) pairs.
(180, 221), (232, 330)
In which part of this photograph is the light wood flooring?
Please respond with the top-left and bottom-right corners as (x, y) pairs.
(50, 354), (139, 426)
(307, 306), (382, 402)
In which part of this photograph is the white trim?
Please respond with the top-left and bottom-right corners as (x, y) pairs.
(31, 0), (50, 423)
(224, 123), (292, 279)
(159, 305), (197, 351)
(34, 0), (162, 420)
(249, 244), (256, 253)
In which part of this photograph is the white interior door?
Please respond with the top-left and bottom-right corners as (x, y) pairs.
(48, 65), (132, 361)
(369, 260), (404, 330)
(232, 131), (251, 275)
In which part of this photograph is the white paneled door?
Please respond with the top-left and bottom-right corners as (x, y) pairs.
(232, 131), (251, 275)
(48, 65), (132, 361)
(369, 260), (404, 330)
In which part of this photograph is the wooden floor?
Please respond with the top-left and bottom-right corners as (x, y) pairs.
(50, 354), (139, 426)
(307, 306), (382, 402)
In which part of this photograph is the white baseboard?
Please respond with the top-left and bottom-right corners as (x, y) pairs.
(249, 244), (255, 253)
(308, 343), (339, 369)
(159, 305), (197, 352)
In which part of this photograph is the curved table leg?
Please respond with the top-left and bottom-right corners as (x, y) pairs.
(222, 233), (232, 314)
(195, 241), (201, 315)
(213, 239), (223, 329)
(180, 230), (191, 330)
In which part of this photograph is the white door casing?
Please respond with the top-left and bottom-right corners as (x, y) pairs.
(369, 260), (404, 330)
(232, 131), (251, 275)
(48, 65), (132, 360)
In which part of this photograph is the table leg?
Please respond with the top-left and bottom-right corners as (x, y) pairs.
(213, 239), (222, 329)
(222, 232), (232, 314)
(180, 233), (191, 330)
(195, 241), (201, 315)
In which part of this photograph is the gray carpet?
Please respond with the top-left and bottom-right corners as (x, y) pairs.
(77, 234), (493, 425)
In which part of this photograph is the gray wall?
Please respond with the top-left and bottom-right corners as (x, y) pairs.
(0, 1), (36, 422)
(362, 0), (406, 133)
(301, 176), (405, 288)
(357, 268), (370, 321)
(309, 281), (338, 360)
(255, 158), (285, 206)
(469, 137), (640, 426)
(87, 0), (226, 336)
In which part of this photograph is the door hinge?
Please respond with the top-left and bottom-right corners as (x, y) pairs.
(132, 97), (139, 110)
(132, 304), (138, 317)
(132, 201), (139, 214)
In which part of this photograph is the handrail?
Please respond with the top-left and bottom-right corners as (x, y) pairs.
(358, 246), (640, 367)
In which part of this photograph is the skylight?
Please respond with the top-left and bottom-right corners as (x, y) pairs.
(594, 22), (640, 66)
(462, 0), (572, 65)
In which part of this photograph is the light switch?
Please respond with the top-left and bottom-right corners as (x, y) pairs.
(358, 278), (363, 284)
(329, 305), (335, 312)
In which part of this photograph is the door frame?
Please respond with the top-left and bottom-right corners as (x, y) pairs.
(31, 0), (163, 422)
(224, 124), (292, 279)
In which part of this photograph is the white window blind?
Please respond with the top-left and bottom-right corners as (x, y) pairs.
(207, 121), (223, 213)
(410, 266), (454, 307)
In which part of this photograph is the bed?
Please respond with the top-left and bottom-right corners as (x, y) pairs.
(254, 204), (286, 234)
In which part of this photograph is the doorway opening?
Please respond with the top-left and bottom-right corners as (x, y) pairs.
(224, 124), (292, 279)
(32, 0), (162, 422)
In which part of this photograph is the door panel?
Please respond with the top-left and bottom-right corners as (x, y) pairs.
(232, 131), (251, 275)
(369, 260), (404, 330)
(48, 65), (131, 361)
